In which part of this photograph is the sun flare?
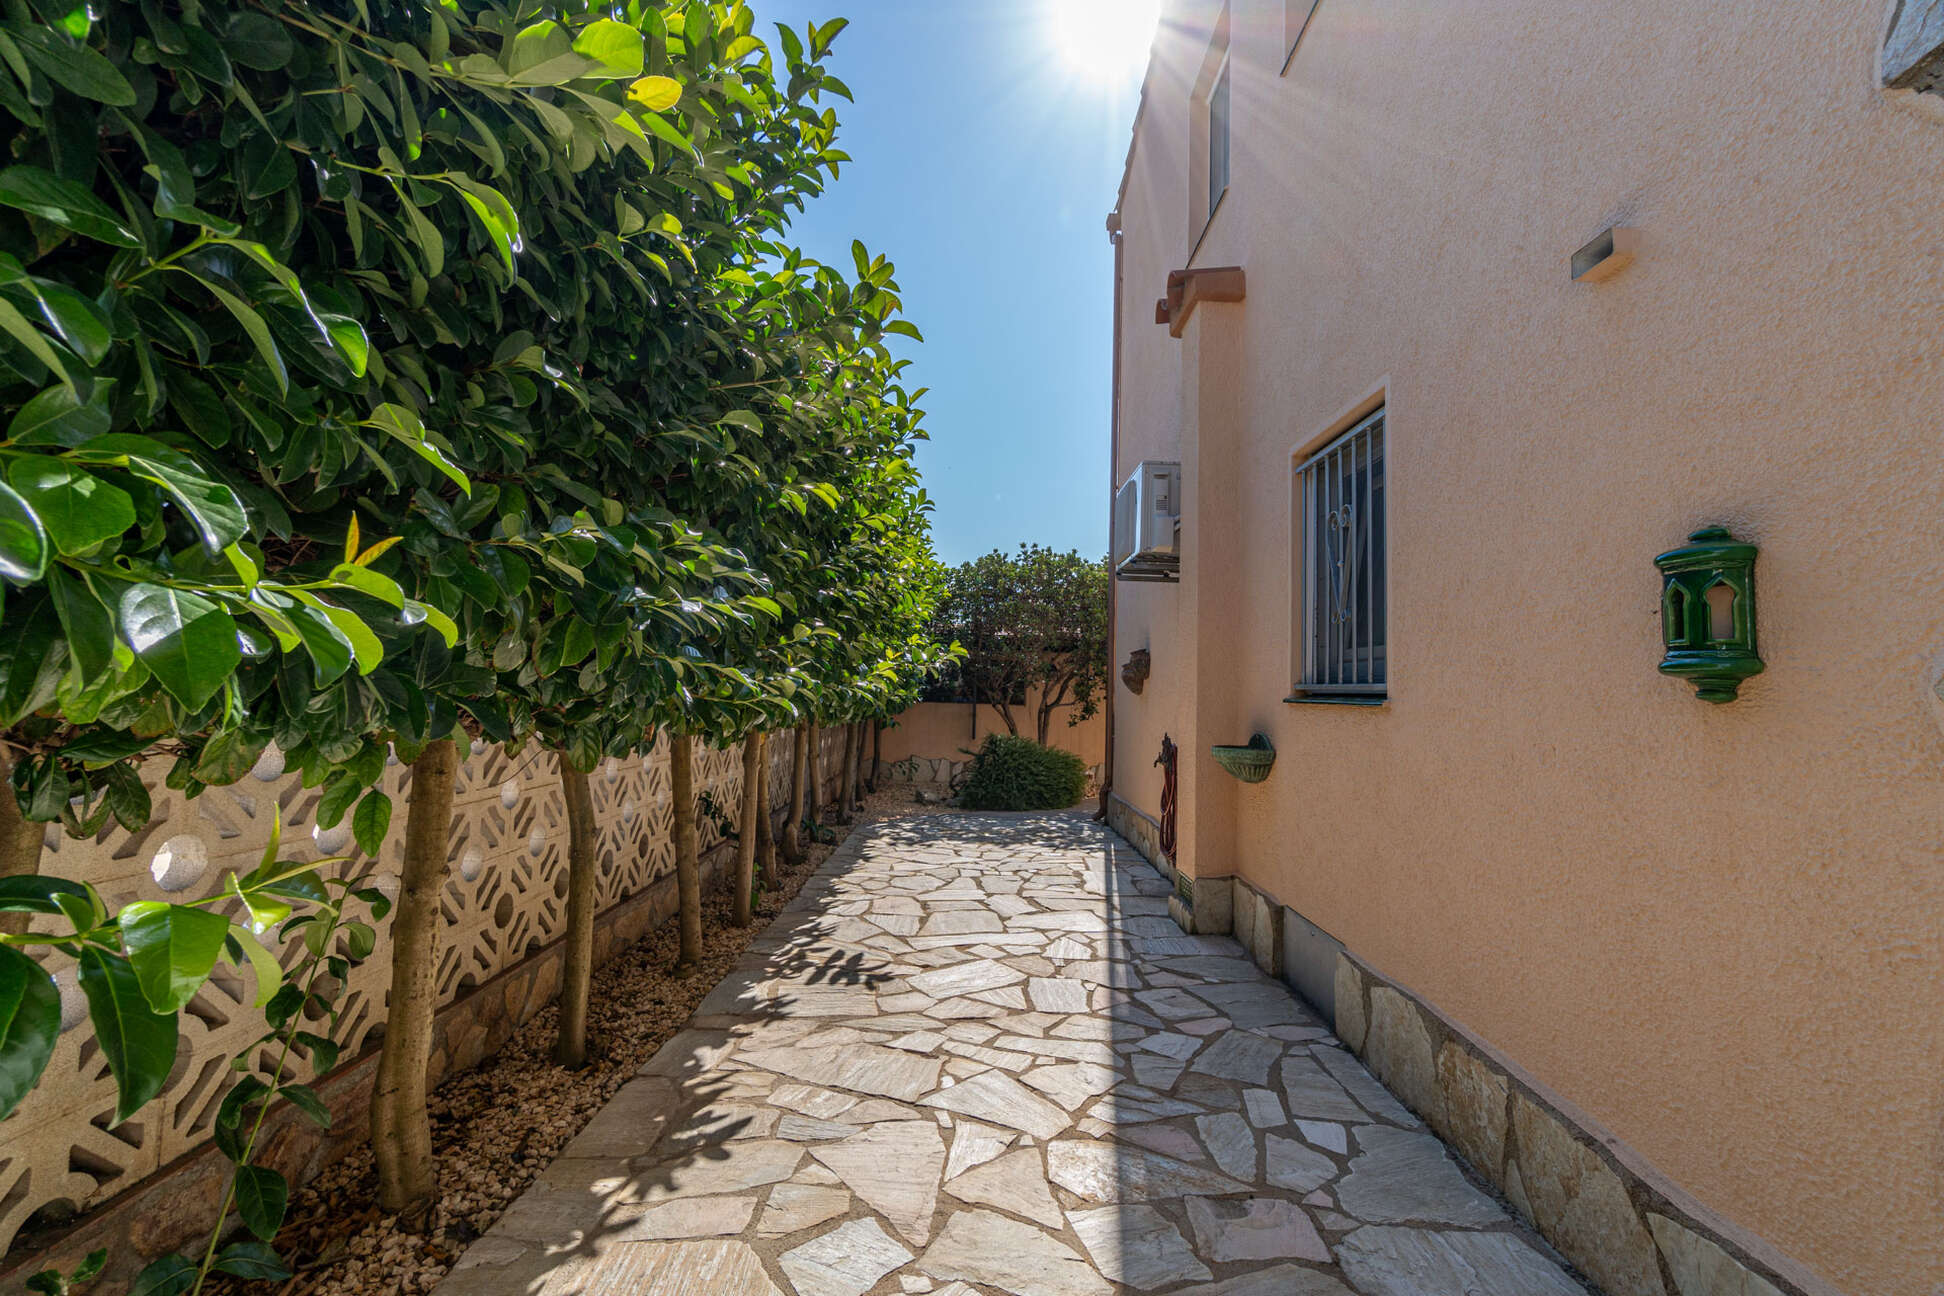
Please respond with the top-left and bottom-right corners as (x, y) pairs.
(1049, 0), (1161, 87)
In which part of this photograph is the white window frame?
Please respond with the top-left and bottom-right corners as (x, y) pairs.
(1205, 54), (1232, 224)
(1293, 409), (1387, 697)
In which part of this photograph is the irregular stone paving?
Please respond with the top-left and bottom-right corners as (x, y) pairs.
(442, 814), (1589, 1296)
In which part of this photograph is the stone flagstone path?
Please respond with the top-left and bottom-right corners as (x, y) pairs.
(440, 813), (1589, 1296)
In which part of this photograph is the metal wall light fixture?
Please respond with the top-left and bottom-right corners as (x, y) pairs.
(1655, 526), (1764, 702)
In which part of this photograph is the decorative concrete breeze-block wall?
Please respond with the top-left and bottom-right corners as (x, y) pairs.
(0, 726), (847, 1266)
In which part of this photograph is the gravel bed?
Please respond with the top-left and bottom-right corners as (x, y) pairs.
(211, 787), (933, 1296)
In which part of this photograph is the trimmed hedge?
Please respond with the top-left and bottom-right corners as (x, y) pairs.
(957, 734), (1087, 811)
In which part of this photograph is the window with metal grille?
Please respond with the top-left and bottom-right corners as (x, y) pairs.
(1206, 56), (1231, 221)
(1295, 410), (1387, 695)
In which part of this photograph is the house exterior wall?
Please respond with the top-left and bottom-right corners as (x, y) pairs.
(1107, 4), (1944, 1296)
(878, 691), (1106, 784)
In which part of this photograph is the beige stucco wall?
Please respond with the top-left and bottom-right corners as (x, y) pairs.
(1109, 4), (1944, 1295)
(880, 690), (1105, 773)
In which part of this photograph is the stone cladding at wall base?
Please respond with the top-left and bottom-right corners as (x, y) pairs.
(1106, 791), (1843, 1296)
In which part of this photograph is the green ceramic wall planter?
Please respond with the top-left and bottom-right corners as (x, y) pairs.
(1211, 734), (1276, 783)
(1655, 525), (1764, 703)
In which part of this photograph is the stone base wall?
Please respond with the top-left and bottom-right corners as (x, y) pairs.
(1332, 953), (1843, 1296)
(0, 727), (849, 1287)
(1108, 786), (1839, 1296)
(0, 835), (756, 1291)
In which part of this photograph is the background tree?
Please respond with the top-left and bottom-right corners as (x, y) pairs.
(931, 545), (1107, 743)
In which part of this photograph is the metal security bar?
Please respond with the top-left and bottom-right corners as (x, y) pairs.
(1297, 410), (1387, 694)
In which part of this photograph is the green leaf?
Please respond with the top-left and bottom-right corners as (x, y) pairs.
(119, 901), (232, 1013)
(9, 458), (134, 553)
(178, 270), (286, 394)
(285, 602), (352, 685)
(47, 566), (115, 675)
(24, 281), (111, 364)
(225, 13), (294, 71)
(227, 930), (282, 1008)
(12, 28), (134, 107)
(75, 945), (178, 1126)
(73, 434), (248, 552)
(0, 479), (48, 582)
(8, 383), (111, 446)
(572, 19), (643, 78)
(0, 874), (89, 916)
(0, 296), (75, 390)
(212, 1241), (290, 1283)
(130, 1254), (196, 1296)
(628, 75), (682, 112)
(328, 562), (403, 607)
(119, 583), (242, 711)
(351, 791), (391, 856)
(234, 1163), (288, 1241)
(0, 944), (59, 1121)
(319, 314), (369, 377)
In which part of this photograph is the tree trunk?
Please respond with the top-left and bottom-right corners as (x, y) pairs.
(553, 754), (597, 1069)
(670, 732), (702, 969)
(805, 722), (823, 824)
(783, 726), (807, 864)
(852, 722), (867, 808)
(755, 731), (777, 889)
(870, 722), (882, 794)
(734, 732), (762, 927)
(1036, 705), (1051, 746)
(836, 724), (856, 825)
(371, 738), (457, 1218)
(0, 754), (43, 940)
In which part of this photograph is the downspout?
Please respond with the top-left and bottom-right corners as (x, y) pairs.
(1098, 208), (1126, 822)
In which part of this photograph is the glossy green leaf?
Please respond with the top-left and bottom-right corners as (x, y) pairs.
(0, 479), (48, 582)
(118, 583), (242, 710)
(75, 945), (178, 1126)
(12, 29), (134, 107)
(9, 458), (134, 553)
(0, 945), (59, 1122)
(76, 434), (248, 552)
(227, 930), (283, 1008)
(119, 901), (232, 1014)
(8, 383), (111, 446)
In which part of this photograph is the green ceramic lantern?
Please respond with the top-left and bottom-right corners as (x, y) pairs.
(1655, 526), (1764, 703)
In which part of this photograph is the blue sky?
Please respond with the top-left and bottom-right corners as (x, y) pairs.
(752, 1), (1155, 565)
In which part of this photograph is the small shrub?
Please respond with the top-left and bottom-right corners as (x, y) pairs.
(957, 735), (1089, 811)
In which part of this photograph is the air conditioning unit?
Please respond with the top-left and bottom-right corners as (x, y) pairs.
(1113, 460), (1181, 582)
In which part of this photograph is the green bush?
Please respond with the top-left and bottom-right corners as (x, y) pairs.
(957, 735), (1088, 811)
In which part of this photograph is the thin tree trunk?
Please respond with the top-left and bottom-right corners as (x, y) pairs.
(734, 732), (762, 927)
(836, 723), (856, 825)
(371, 738), (457, 1218)
(553, 754), (597, 1069)
(870, 722), (882, 794)
(1037, 706), (1051, 746)
(805, 722), (823, 825)
(783, 726), (807, 864)
(851, 722), (866, 808)
(755, 731), (777, 891)
(0, 753), (43, 939)
(670, 732), (702, 969)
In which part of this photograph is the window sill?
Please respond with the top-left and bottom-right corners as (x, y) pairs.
(1284, 694), (1387, 707)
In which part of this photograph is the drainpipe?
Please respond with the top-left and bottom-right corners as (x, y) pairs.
(1098, 209), (1126, 822)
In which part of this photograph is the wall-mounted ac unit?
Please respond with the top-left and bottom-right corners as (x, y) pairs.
(1113, 460), (1181, 583)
